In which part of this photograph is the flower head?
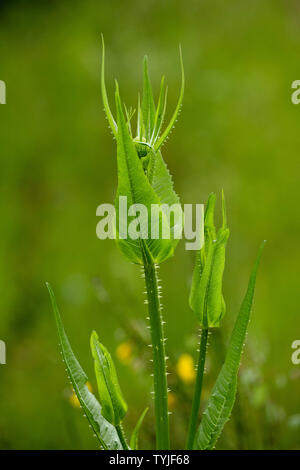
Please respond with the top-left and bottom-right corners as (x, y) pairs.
(101, 36), (184, 265)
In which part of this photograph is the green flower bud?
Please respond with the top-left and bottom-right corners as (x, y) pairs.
(101, 38), (184, 265)
(189, 191), (229, 328)
(90, 331), (127, 426)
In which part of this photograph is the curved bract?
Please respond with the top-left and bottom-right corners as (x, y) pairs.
(101, 35), (184, 151)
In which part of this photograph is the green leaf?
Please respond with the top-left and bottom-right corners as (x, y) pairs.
(154, 45), (184, 151)
(142, 56), (156, 141)
(221, 189), (227, 229)
(130, 407), (149, 450)
(205, 227), (229, 327)
(189, 193), (229, 328)
(90, 331), (127, 426)
(150, 76), (167, 146)
(136, 93), (145, 141)
(188, 195), (216, 315)
(124, 103), (135, 137)
(148, 150), (179, 207)
(101, 34), (117, 139)
(204, 192), (217, 244)
(46, 283), (123, 450)
(193, 242), (265, 449)
(114, 82), (175, 265)
(149, 152), (182, 249)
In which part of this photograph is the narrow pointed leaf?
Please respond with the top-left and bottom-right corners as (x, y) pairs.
(221, 189), (227, 229)
(46, 283), (123, 450)
(90, 331), (127, 426)
(204, 192), (217, 244)
(193, 242), (265, 449)
(123, 103), (135, 137)
(130, 407), (149, 450)
(142, 56), (156, 140)
(150, 76), (167, 145)
(154, 46), (184, 151)
(206, 227), (229, 327)
(136, 93), (144, 140)
(101, 35), (117, 138)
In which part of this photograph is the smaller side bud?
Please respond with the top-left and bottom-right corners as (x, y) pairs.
(189, 191), (229, 328)
(90, 331), (127, 426)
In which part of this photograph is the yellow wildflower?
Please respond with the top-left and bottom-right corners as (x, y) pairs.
(176, 354), (196, 384)
(168, 392), (177, 410)
(116, 341), (133, 365)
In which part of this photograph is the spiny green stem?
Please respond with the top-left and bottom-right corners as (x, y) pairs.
(143, 262), (170, 450)
(116, 424), (129, 450)
(186, 327), (209, 449)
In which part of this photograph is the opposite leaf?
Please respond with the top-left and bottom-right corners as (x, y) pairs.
(46, 283), (123, 450)
(193, 241), (265, 449)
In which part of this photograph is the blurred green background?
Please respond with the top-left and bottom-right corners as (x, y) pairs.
(0, 0), (299, 450)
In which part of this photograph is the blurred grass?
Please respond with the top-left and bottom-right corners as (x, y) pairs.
(0, 0), (299, 449)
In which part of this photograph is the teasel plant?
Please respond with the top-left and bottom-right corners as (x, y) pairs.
(47, 37), (265, 450)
